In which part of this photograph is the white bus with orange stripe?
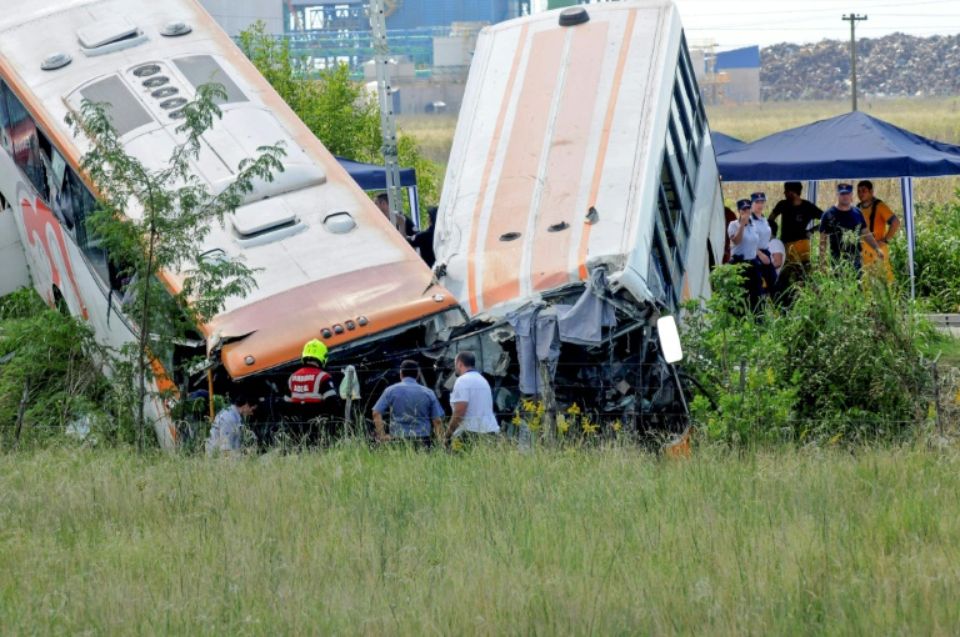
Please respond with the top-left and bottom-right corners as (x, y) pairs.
(0, 0), (459, 447)
(433, 2), (725, 424)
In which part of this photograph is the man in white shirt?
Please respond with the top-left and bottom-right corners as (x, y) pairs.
(444, 351), (499, 445)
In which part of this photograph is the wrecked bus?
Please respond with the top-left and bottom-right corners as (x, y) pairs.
(431, 2), (725, 432)
(0, 0), (460, 447)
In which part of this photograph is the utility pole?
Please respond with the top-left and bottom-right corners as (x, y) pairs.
(368, 0), (406, 233)
(842, 13), (868, 111)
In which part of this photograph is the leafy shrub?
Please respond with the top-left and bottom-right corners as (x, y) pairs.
(0, 290), (112, 449)
(890, 197), (960, 312)
(683, 263), (935, 445)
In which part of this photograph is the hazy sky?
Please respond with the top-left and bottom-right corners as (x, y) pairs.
(537, 0), (960, 50)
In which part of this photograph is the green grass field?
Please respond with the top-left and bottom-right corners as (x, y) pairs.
(3, 445), (960, 635)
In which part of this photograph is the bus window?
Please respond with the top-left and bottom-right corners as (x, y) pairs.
(0, 81), (10, 156)
(1, 81), (47, 198)
(60, 167), (111, 286)
(174, 56), (247, 104)
(79, 76), (153, 137)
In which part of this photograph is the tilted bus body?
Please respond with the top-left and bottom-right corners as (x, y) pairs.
(433, 2), (725, 423)
(0, 0), (459, 446)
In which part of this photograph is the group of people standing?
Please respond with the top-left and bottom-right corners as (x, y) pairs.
(726, 180), (900, 308)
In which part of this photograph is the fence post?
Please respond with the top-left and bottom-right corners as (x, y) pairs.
(538, 361), (557, 441)
(14, 381), (29, 448)
(933, 361), (944, 438)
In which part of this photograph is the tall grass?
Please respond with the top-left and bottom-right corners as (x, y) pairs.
(2, 445), (960, 634)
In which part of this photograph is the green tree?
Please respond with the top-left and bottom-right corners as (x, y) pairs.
(67, 84), (285, 449)
(238, 22), (441, 221)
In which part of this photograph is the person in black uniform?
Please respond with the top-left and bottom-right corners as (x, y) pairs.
(411, 206), (438, 267)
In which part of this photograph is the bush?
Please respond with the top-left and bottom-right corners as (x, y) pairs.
(0, 290), (118, 449)
(683, 263), (935, 446)
(890, 196), (960, 312)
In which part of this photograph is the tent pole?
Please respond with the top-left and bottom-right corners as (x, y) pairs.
(806, 180), (818, 208)
(901, 176), (916, 300)
(409, 186), (420, 230)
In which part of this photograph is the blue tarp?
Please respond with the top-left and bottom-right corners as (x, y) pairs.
(335, 156), (418, 190)
(714, 111), (960, 182)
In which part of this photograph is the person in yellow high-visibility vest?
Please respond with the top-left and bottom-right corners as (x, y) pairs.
(857, 180), (900, 282)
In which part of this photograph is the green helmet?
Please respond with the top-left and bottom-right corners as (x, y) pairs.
(301, 339), (328, 365)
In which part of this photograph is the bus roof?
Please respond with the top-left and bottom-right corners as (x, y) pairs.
(435, 1), (682, 318)
(0, 0), (456, 377)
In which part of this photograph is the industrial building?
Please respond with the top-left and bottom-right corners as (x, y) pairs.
(714, 45), (761, 103)
(198, 0), (284, 36)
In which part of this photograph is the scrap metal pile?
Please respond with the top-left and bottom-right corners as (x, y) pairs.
(761, 33), (960, 101)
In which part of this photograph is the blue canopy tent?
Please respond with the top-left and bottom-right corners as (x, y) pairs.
(335, 156), (421, 228)
(712, 111), (960, 297)
(711, 132), (747, 156)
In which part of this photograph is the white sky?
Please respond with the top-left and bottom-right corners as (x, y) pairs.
(535, 0), (960, 50)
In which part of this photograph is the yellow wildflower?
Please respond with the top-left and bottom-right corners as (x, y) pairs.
(557, 414), (570, 435)
(611, 419), (623, 433)
(582, 419), (599, 435)
(566, 403), (581, 416)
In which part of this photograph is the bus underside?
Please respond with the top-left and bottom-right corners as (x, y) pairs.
(175, 270), (689, 448)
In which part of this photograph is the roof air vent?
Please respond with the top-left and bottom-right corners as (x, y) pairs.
(133, 64), (161, 77)
(231, 199), (305, 247)
(323, 212), (357, 235)
(160, 97), (188, 110)
(559, 7), (590, 27)
(160, 21), (192, 37)
(77, 19), (147, 56)
(41, 53), (72, 71)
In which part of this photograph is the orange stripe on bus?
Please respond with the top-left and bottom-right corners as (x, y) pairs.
(530, 21), (609, 292)
(576, 9), (638, 281)
(466, 24), (530, 315)
(480, 28), (567, 310)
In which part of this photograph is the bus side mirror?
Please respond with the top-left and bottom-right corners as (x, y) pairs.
(657, 316), (683, 364)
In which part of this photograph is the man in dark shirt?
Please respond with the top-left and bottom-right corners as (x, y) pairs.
(411, 206), (437, 267)
(376, 192), (415, 237)
(769, 181), (822, 266)
(819, 183), (884, 271)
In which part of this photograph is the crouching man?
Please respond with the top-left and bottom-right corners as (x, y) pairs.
(206, 390), (257, 456)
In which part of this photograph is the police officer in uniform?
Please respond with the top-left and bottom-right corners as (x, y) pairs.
(727, 198), (762, 311)
(750, 192), (778, 297)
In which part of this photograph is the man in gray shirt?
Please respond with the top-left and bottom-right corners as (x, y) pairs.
(372, 360), (445, 448)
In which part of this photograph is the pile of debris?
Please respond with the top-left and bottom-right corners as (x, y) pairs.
(761, 33), (960, 101)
